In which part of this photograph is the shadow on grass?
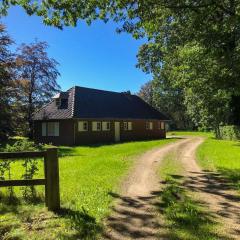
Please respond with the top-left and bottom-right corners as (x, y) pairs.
(0, 195), (102, 240)
(217, 167), (240, 190)
(0, 191), (44, 215)
(103, 191), (164, 239)
(104, 171), (237, 240)
(57, 207), (102, 239)
(155, 176), (228, 240)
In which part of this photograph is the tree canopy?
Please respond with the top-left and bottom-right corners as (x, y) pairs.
(0, 24), (60, 140)
(15, 41), (60, 137)
(0, 24), (15, 140)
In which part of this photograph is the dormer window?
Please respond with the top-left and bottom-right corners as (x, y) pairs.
(55, 98), (60, 107)
(53, 92), (69, 109)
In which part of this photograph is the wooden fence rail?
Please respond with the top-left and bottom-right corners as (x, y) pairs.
(0, 148), (60, 211)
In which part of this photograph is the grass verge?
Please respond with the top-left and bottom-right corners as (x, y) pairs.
(0, 138), (175, 240)
(157, 152), (221, 240)
(197, 138), (240, 190)
(167, 130), (213, 138)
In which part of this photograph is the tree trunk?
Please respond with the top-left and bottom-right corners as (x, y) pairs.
(28, 86), (33, 139)
(214, 124), (221, 139)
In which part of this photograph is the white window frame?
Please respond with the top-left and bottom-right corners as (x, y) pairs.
(42, 122), (59, 137)
(92, 121), (101, 131)
(160, 122), (165, 130)
(102, 121), (111, 131)
(146, 121), (153, 130)
(78, 121), (88, 132)
(123, 122), (132, 131)
(128, 122), (132, 130)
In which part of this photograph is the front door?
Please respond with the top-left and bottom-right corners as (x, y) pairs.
(114, 122), (120, 142)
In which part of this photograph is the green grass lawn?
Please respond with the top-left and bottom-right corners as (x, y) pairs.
(166, 130), (240, 191)
(167, 130), (214, 138)
(197, 138), (240, 190)
(0, 138), (175, 240)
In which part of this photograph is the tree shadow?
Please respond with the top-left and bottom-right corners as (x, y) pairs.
(103, 191), (165, 239)
(181, 170), (240, 238)
(216, 167), (240, 190)
(104, 168), (240, 240)
(0, 199), (102, 240)
(155, 175), (231, 240)
(57, 207), (102, 239)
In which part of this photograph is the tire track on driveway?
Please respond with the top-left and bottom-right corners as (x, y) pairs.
(103, 138), (191, 240)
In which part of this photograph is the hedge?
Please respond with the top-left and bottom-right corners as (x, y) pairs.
(219, 125), (240, 141)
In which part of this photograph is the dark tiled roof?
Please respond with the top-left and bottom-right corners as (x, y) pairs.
(33, 86), (169, 121)
(33, 87), (75, 120)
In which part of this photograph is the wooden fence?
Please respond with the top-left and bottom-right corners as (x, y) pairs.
(0, 148), (60, 211)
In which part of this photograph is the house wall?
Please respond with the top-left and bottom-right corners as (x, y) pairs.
(33, 119), (74, 146)
(74, 119), (166, 145)
(34, 119), (166, 146)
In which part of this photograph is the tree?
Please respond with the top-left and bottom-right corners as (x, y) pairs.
(0, 24), (15, 141)
(138, 81), (153, 106)
(138, 80), (194, 130)
(15, 41), (60, 137)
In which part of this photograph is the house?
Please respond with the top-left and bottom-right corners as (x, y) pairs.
(33, 86), (169, 145)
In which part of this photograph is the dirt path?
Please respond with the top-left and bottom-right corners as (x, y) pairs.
(181, 137), (240, 239)
(103, 137), (240, 240)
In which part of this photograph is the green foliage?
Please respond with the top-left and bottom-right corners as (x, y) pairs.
(1, 1), (239, 136)
(1, 140), (43, 201)
(219, 125), (240, 140)
(0, 138), (175, 239)
(138, 79), (194, 130)
(0, 24), (15, 141)
(4, 139), (40, 152)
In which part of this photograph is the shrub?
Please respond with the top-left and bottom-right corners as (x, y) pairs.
(4, 139), (41, 152)
(219, 125), (240, 140)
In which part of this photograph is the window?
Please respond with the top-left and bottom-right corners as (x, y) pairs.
(42, 122), (59, 137)
(146, 122), (153, 130)
(158, 121), (164, 130)
(124, 122), (132, 131)
(78, 121), (88, 131)
(102, 122), (111, 131)
(55, 98), (60, 107)
(92, 121), (101, 131)
(42, 122), (46, 136)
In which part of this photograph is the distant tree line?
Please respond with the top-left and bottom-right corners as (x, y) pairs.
(137, 80), (194, 130)
(0, 24), (60, 141)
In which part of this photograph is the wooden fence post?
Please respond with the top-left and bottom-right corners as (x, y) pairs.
(44, 148), (60, 211)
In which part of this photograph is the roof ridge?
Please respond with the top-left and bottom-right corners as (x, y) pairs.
(70, 86), (76, 118)
(73, 85), (132, 95)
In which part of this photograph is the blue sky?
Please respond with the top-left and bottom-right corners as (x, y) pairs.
(2, 6), (150, 93)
